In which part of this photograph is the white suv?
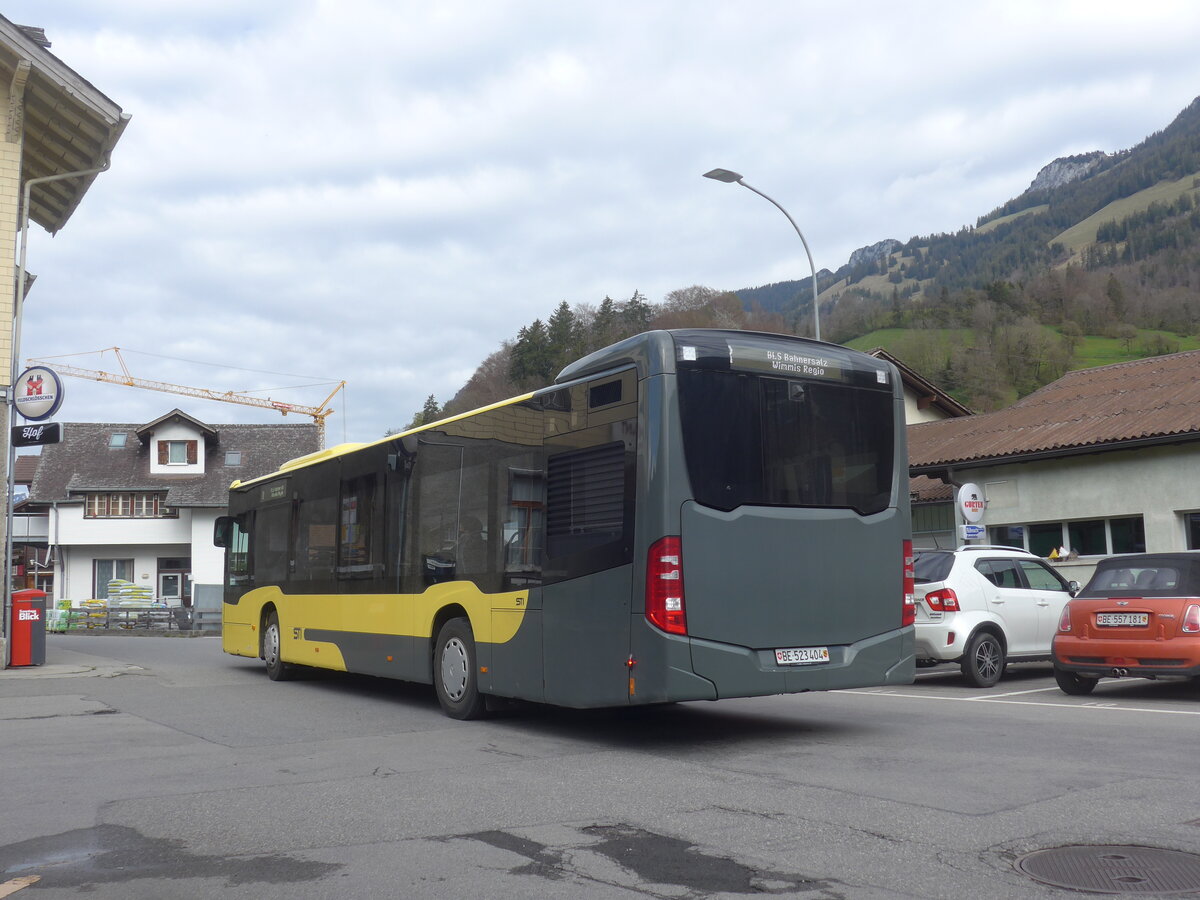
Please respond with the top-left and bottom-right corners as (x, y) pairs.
(913, 546), (1078, 687)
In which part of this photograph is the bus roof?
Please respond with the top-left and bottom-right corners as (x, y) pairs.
(229, 329), (875, 493)
(229, 389), (537, 491)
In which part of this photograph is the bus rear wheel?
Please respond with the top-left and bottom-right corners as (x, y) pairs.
(434, 618), (488, 720)
(263, 610), (296, 682)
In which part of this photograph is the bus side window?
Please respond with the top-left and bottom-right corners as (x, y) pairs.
(293, 495), (337, 585)
(254, 504), (291, 585)
(223, 514), (251, 587)
(338, 474), (379, 580)
(416, 437), (464, 586)
(504, 468), (544, 576)
(544, 430), (634, 581)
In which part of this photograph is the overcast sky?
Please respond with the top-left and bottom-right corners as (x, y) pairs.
(10, 0), (1200, 445)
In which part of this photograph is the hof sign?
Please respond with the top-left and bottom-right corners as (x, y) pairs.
(11, 422), (62, 447)
(14, 365), (65, 421)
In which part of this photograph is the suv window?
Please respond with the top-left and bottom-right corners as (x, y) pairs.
(913, 551), (954, 583)
(975, 558), (1021, 588)
(1017, 558), (1069, 591)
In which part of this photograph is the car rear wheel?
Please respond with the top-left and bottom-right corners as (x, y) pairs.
(1054, 667), (1098, 695)
(961, 631), (1005, 688)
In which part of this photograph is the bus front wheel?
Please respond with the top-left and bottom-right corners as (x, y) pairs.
(263, 610), (296, 682)
(434, 618), (488, 720)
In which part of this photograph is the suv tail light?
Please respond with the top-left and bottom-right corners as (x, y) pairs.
(902, 540), (916, 627)
(646, 536), (687, 635)
(1183, 604), (1200, 634)
(1057, 605), (1072, 633)
(924, 588), (960, 612)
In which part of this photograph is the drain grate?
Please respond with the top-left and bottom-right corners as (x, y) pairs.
(1016, 845), (1200, 894)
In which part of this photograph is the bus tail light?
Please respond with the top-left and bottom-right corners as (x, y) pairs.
(646, 536), (687, 635)
(1182, 604), (1200, 634)
(924, 588), (959, 612)
(902, 540), (916, 627)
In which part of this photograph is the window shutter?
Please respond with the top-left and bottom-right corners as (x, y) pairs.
(158, 441), (168, 465)
(187, 440), (198, 464)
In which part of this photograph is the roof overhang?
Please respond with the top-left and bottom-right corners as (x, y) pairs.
(909, 431), (1200, 477)
(136, 409), (219, 443)
(0, 16), (129, 234)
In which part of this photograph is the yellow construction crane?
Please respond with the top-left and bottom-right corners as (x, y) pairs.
(26, 347), (344, 448)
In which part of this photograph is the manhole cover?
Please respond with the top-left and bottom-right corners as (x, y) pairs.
(1016, 845), (1200, 894)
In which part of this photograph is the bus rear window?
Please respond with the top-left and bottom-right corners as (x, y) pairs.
(677, 368), (894, 514)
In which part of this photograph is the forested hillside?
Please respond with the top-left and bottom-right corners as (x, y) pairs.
(397, 96), (1200, 430)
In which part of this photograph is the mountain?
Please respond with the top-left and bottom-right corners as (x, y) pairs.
(735, 96), (1200, 347)
(427, 98), (1200, 429)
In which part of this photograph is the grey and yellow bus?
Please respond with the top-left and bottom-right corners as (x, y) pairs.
(216, 329), (915, 718)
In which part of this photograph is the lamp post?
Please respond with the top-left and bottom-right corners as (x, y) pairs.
(703, 168), (821, 342)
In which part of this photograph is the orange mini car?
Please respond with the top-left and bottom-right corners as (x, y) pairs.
(1052, 551), (1200, 695)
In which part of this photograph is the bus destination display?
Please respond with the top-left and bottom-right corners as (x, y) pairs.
(727, 342), (844, 380)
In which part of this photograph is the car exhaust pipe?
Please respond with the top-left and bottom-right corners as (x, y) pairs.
(1111, 667), (1128, 677)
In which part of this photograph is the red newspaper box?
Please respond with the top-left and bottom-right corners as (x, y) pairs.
(9, 589), (47, 667)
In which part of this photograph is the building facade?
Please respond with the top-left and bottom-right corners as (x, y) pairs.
(908, 350), (1200, 584)
(27, 410), (318, 606)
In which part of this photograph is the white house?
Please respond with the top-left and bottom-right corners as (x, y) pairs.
(908, 350), (1200, 584)
(26, 410), (318, 606)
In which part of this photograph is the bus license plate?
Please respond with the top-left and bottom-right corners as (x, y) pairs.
(775, 646), (830, 666)
(1096, 613), (1149, 627)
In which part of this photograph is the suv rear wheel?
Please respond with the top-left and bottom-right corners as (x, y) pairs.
(961, 631), (1005, 688)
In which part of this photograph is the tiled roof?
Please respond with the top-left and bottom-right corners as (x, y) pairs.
(909, 474), (954, 503)
(13, 455), (39, 484)
(909, 350), (1200, 471)
(28, 418), (319, 508)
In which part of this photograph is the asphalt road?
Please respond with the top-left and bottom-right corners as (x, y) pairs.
(1, 635), (1198, 899)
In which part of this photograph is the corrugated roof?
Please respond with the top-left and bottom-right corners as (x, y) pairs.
(909, 350), (1200, 471)
(28, 419), (320, 508)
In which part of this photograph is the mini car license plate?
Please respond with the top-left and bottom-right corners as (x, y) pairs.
(1096, 612), (1149, 626)
(775, 646), (830, 666)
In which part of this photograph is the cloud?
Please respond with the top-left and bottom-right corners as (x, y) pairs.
(9, 0), (1200, 442)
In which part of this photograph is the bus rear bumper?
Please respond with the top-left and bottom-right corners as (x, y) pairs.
(690, 627), (915, 697)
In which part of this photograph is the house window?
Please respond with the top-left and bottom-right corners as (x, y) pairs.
(1186, 514), (1200, 550)
(109, 433), (127, 448)
(225, 451), (242, 466)
(94, 559), (134, 598)
(85, 492), (175, 518)
(989, 516), (1146, 557)
(158, 440), (198, 465)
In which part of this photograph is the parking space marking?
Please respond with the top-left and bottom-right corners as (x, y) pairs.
(971, 686), (1061, 698)
(835, 688), (1200, 716)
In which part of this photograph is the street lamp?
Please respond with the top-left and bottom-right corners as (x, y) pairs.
(703, 168), (821, 342)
